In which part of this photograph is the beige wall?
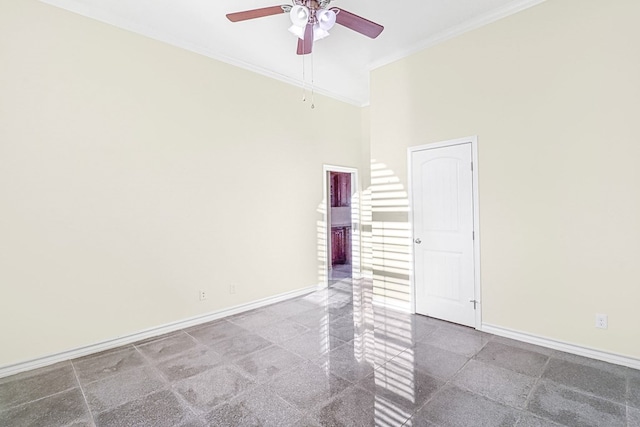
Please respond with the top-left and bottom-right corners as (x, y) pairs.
(371, 0), (640, 358)
(370, 0), (640, 358)
(0, 1), (363, 367)
(3, 0), (639, 369)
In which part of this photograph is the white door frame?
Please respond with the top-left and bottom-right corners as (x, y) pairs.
(407, 136), (482, 328)
(322, 165), (360, 287)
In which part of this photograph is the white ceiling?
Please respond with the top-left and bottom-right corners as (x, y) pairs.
(41, 0), (543, 106)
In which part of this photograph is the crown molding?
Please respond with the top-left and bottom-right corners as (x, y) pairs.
(39, 0), (367, 107)
(369, 0), (547, 71)
(39, 0), (546, 108)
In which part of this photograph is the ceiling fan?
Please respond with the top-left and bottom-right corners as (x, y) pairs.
(226, 1), (384, 55)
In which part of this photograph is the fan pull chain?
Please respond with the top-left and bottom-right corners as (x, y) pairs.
(310, 52), (315, 109)
(301, 53), (306, 102)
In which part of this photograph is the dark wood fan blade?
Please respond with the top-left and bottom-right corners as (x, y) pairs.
(333, 8), (384, 38)
(226, 5), (285, 22)
(296, 24), (314, 55)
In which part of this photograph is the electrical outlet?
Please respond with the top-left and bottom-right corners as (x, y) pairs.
(199, 290), (207, 301)
(595, 313), (608, 329)
(229, 285), (236, 294)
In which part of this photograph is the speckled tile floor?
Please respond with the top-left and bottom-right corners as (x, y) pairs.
(1, 278), (639, 427)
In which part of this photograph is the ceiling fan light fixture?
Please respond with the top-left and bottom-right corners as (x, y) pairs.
(313, 24), (330, 41)
(317, 9), (336, 31)
(289, 5), (310, 27)
(288, 24), (306, 39)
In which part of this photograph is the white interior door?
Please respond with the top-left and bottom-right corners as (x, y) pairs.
(412, 143), (476, 327)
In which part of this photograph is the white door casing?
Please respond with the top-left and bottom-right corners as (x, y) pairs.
(410, 140), (477, 327)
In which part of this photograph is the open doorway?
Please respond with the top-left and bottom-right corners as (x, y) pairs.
(323, 166), (359, 284)
(329, 171), (352, 281)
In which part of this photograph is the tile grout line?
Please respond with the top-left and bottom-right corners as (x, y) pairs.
(544, 375), (631, 409)
(628, 374), (639, 427)
(287, 378), (358, 425)
(196, 366), (273, 422)
(135, 335), (273, 422)
(185, 324), (277, 369)
(457, 339), (552, 405)
(538, 358), (631, 409)
(70, 360), (96, 427)
(626, 373), (639, 427)
(130, 344), (205, 422)
(0, 384), (77, 413)
(520, 352), (552, 423)
(445, 361), (532, 411)
(518, 354), (631, 425)
(396, 333), (491, 425)
(131, 344), (172, 384)
(409, 331), (566, 425)
(73, 291), (340, 425)
(267, 386), (308, 424)
(189, 332), (283, 365)
(0, 361), (80, 412)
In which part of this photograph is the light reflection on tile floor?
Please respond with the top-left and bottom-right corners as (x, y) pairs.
(1, 278), (639, 426)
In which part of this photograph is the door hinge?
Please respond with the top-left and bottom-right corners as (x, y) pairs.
(471, 162), (474, 171)
(472, 231), (475, 240)
(470, 299), (479, 310)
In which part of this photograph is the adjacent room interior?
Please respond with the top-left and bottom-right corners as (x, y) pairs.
(1, 0), (639, 426)
(328, 170), (353, 282)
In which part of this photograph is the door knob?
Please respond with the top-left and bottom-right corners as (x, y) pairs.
(414, 238), (422, 244)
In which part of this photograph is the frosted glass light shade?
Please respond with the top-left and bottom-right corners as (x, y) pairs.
(289, 5), (310, 27)
(288, 24), (306, 39)
(317, 9), (336, 31)
(313, 25), (330, 41)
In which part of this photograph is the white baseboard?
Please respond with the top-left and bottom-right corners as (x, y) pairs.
(482, 323), (640, 370)
(0, 284), (320, 379)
